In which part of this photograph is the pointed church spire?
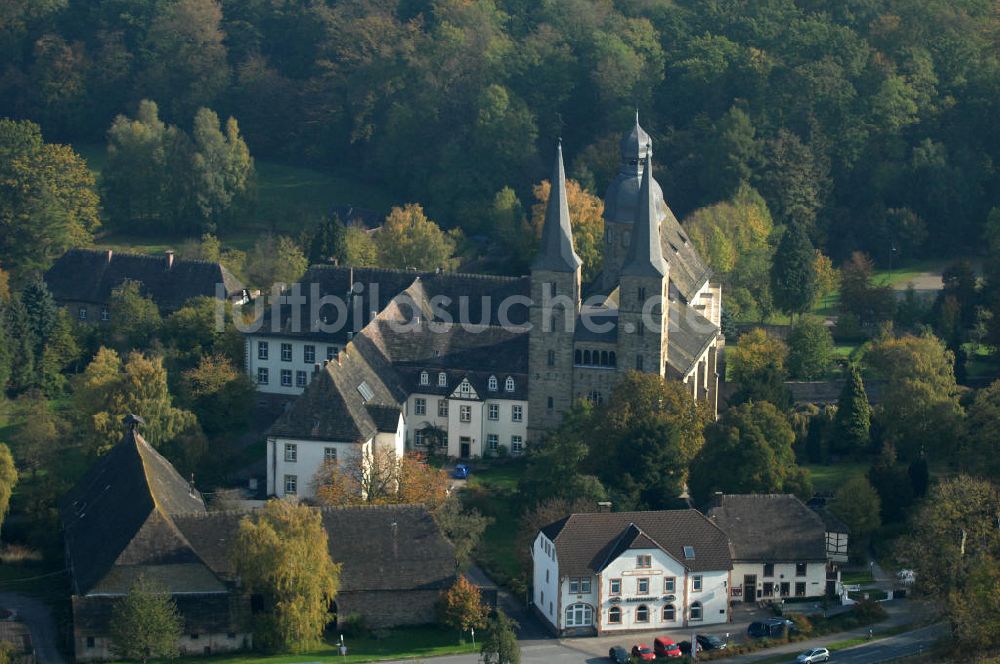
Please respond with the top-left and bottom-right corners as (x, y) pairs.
(622, 157), (667, 278)
(532, 141), (582, 273)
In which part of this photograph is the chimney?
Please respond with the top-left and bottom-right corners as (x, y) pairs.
(336, 351), (343, 366)
(105, 249), (113, 263)
(165, 250), (175, 270)
(188, 473), (196, 496)
(713, 491), (724, 507)
(597, 501), (612, 513)
(314, 362), (321, 374)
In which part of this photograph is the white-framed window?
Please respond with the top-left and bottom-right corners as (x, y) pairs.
(438, 372), (447, 387)
(78, 306), (87, 321)
(693, 575), (703, 592)
(610, 578), (621, 595)
(663, 604), (675, 621)
(257, 368), (269, 385)
(569, 577), (591, 594)
(414, 398), (426, 415)
(414, 429), (425, 446)
(635, 604), (649, 623)
(281, 369), (292, 387)
(580, 577), (591, 593)
(690, 601), (703, 621)
(505, 376), (515, 392)
(304, 345), (315, 363)
(664, 577), (675, 593)
(281, 343), (292, 362)
(460, 405), (471, 423)
(511, 405), (523, 422)
(258, 341), (268, 360)
(438, 399), (448, 417)
(488, 403), (499, 420)
(487, 434), (498, 451)
(324, 447), (337, 462)
(608, 606), (622, 624)
(636, 554), (652, 569)
(637, 577), (649, 594)
(327, 345), (337, 360)
(284, 443), (297, 462)
(488, 375), (498, 391)
(296, 370), (307, 388)
(511, 435), (523, 454)
(284, 474), (297, 495)
(459, 381), (472, 396)
(101, 306), (110, 322)
(420, 371), (429, 386)
(565, 603), (593, 627)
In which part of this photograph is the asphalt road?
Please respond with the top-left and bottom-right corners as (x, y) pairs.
(0, 592), (68, 664)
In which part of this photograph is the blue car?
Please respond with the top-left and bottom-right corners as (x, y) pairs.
(452, 464), (470, 479)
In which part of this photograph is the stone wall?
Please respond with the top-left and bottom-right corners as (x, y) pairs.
(336, 589), (444, 630)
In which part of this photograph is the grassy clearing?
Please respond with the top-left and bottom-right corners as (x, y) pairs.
(805, 462), (869, 494)
(462, 461), (525, 589)
(841, 570), (875, 586)
(74, 142), (395, 255)
(168, 626), (478, 664)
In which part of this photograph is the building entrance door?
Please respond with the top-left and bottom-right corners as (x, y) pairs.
(743, 575), (757, 603)
(460, 437), (471, 458)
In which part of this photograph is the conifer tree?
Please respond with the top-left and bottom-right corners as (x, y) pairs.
(833, 364), (871, 454)
(481, 610), (520, 664)
(308, 214), (348, 265)
(771, 222), (818, 316)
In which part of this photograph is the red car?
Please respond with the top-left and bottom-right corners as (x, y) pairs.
(654, 637), (682, 658)
(631, 644), (655, 661)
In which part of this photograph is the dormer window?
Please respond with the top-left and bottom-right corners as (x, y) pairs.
(420, 371), (429, 386)
(488, 375), (498, 391)
(438, 372), (447, 387)
(505, 377), (515, 392)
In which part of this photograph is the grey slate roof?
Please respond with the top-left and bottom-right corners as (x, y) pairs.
(666, 301), (719, 375)
(268, 344), (401, 442)
(708, 494), (828, 562)
(532, 143), (582, 274)
(622, 160), (668, 278)
(172, 504), (457, 593)
(539, 510), (732, 576)
(574, 307), (619, 343)
(660, 208), (711, 303)
(60, 428), (210, 596)
(620, 113), (652, 162)
(45, 248), (244, 312)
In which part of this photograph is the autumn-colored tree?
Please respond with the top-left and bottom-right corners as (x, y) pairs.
(439, 576), (488, 637)
(343, 225), (379, 267)
(531, 177), (604, 282)
(232, 500), (341, 653)
(376, 204), (460, 271)
(813, 250), (839, 307)
(74, 348), (199, 455)
(13, 392), (58, 476)
(313, 449), (448, 507)
(179, 354), (254, 438)
(398, 453), (449, 509)
(728, 328), (788, 385)
(0, 444), (17, 542)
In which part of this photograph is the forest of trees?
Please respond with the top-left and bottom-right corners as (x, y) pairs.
(1, 0), (997, 266)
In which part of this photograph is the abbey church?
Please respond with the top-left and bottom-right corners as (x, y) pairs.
(248, 118), (723, 498)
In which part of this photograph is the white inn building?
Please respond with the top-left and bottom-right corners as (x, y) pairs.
(532, 510), (733, 636)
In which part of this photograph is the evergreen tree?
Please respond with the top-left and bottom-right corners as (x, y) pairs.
(38, 309), (79, 395)
(481, 610), (520, 664)
(832, 364), (871, 454)
(771, 222), (818, 317)
(308, 214), (348, 265)
(867, 444), (915, 524)
(20, 275), (57, 350)
(109, 575), (182, 664)
(0, 304), (12, 392)
(5, 297), (35, 391)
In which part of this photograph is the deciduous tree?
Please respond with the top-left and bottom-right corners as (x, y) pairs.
(786, 317), (834, 380)
(831, 476), (881, 540)
(0, 444), (17, 542)
(439, 576), (487, 637)
(375, 204), (460, 272)
(107, 280), (162, 351)
(109, 575), (182, 664)
(232, 500), (340, 653)
(245, 235), (308, 289)
(179, 354), (254, 438)
(481, 609), (520, 664)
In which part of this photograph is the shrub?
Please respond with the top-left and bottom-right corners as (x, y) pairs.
(790, 613), (814, 636)
(339, 613), (369, 638)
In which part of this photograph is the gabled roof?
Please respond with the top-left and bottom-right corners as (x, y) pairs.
(45, 248), (243, 311)
(660, 208), (711, 302)
(60, 428), (209, 595)
(708, 494), (828, 562)
(172, 504), (456, 593)
(532, 143), (581, 274)
(666, 301), (719, 376)
(268, 344), (400, 442)
(539, 510), (732, 576)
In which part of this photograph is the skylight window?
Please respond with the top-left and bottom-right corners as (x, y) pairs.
(683, 546), (695, 560)
(357, 382), (375, 402)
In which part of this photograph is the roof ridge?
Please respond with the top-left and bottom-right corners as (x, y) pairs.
(68, 247), (226, 268)
(305, 263), (528, 283)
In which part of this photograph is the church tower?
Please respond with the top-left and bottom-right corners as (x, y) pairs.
(617, 158), (670, 377)
(528, 142), (582, 440)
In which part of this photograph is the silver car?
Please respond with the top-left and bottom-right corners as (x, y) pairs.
(796, 647), (831, 663)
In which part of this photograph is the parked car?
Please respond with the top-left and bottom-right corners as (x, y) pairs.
(631, 644), (655, 661)
(608, 646), (630, 664)
(748, 618), (796, 638)
(678, 641), (697, 655)
(696, 634), (727, 651)
(451, 464), (470, 479)
(653, 637), (682, 658)
(796, 647), (831, 663)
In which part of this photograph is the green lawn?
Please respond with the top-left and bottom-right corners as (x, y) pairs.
(462, 461), (525, 589)
(74, 142), (396, 254)
(167, 626), (477, 664)
(841, 570), (875, 586)
(805, 462), (869, 494)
